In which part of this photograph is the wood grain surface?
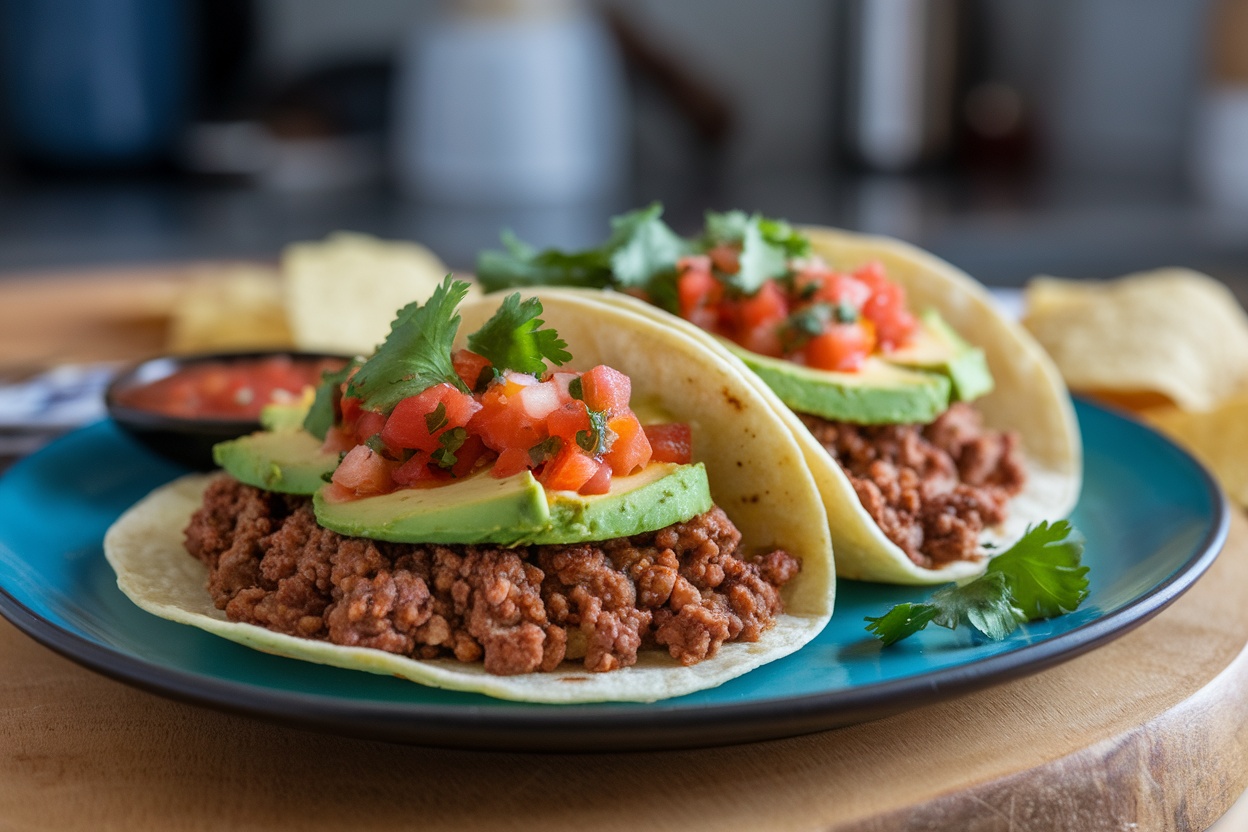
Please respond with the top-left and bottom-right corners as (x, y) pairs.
(1, 268), (1246, 831)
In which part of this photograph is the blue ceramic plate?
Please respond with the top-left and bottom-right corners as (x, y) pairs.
(0, 401), (1226, 752)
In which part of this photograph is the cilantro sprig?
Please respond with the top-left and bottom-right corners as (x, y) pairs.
(474, 203), (810, 308)
(466, 292), (571, 376)
(323, 274), (577, 427)
(865, 521), (1089, 647)
(703, 210), (808, 295)
(475, 203), (688, 304)
(347, 277), (471, 414)
(302, 358), (362, 440)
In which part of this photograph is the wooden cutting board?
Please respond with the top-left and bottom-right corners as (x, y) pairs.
(1, 267), (1246, 830)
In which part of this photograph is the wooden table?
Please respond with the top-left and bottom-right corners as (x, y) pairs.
(2, 268), (1247, 830)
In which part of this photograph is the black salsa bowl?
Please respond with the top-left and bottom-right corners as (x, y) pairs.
(104, 351), (349, 471)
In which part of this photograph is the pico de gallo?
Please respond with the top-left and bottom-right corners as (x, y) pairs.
(675, 255), (917, 373)
(475, 204), (919, 373)
(308, 279), (692, 501)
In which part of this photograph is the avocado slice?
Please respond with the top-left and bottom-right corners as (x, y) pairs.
(312, 462), (712, 546)
(884, 308), (994, 402)
(259, 401), (311, 432)
(725, 308), (992, 423)
(214, 430), (339, 495)
(729, 346), (952, 425)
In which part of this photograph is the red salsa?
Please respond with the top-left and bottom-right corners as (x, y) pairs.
(115, 356), (345, 420)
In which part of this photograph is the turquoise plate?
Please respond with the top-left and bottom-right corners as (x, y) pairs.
(0, 401), (1226, 751)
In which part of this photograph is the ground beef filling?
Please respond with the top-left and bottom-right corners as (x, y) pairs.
(184, 477), (800, 676)
(800, 402), (1027, 569)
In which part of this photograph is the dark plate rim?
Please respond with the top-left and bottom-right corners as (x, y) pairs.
(0, 400), (1230, 752)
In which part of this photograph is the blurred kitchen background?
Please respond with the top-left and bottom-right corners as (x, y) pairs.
(1, 0), (1247, 288)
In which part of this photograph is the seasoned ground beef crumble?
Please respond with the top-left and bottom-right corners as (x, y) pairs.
(184, 477), (800, 675)
(800, 402), (1027, 569)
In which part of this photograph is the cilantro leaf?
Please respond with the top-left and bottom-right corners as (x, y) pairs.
(302, 358), (361, 440)
(702, 211), (796, 295)
(865, 603), (940, 647)
(430, 427), (468, 469)
(475, 231), (614, 293)
(704, 210), (811, 261)
(929, 572), (1028, 640)
(466, 293), (571, 376)
(529, 436), (563, 467)
(864, 522), (1090, 646)
(424, 402), (449, 434)
(474, 204), (688, 302)
(347, 277), (470, 414)
(703, 210), (751, 245)
(575, 408), (616, 456)
(730, 217), (789, 294)
(606, 203), (689, 289)
(986, 520), (1089, 619)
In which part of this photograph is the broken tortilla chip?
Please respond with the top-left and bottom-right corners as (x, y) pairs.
(1023, 269), (1248, 412)
(284, 232), (473, 355)
(1143, 396), (1248, 507)
(167, 264), (292, 353)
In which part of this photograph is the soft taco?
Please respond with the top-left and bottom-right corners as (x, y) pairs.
(476, 208), (1082, 585)
(104, 281), (833, 703)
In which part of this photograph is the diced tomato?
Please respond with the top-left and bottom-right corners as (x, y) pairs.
(853, 260), (889, 290)
(604, 413), (651, 476)
(321, 425), (356, 454)
(737, 281), (788, 331)
(812, 273), (873, 309)
(739, 322), (782, 357)
(708, 243), (741, 274)
(391, 453), (438, 487)
(332, 445), (395, 496)
(470, 383), (547, 453)
(546, 400), (591, 444)
(339, 396), (362, 430)
(643, 423), (692, 464)
(448, 434), (490, 479)
(382, 383), (481, 453)
(353, 408), (387, 445)
(860, 279), (917, 350)
(452, 350), (492, 390)
(540, 445), (599, 492)
(803, 321), (876, 372)
(580, 460), (612, 495)
(677, 259), (722, 331)
(580, 365), (631, 415)
(320, 482), (355, 504)
(491, 446), (531, 479)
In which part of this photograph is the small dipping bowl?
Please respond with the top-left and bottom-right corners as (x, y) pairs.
(105, 351), (349, 470)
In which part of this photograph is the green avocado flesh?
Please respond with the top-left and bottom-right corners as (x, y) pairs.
(884, 308), (994, 402)
(725, 309), (991, 424)
(313, 462), (713, 546)
(214, 430), (339, 495)
(259, 402), (310, 432)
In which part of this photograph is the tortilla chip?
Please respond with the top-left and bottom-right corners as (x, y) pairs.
(167, 264), (293, 353)
(284, 232), (473, 355)
(1023, 269), (1248, 412)
(1142, 397), (1248, 507)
